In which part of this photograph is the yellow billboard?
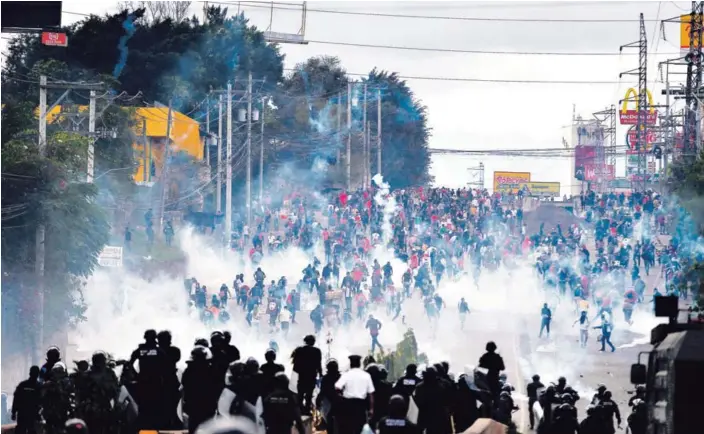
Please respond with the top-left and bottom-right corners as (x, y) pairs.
(518, 182), (561, 198)
(681, 14), (703, 53)
(493, 171), (530, 194)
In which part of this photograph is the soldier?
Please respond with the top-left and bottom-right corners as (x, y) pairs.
(83, 352), (119, 434)
(376, 395), (420, 434)
(262, 373), (306, 434)
(41, 363), (74, 434)
(39, 347), (62, 383)
(157, 330), (182, 429)
(12, 366), (41, 434)
(182, 346), (219, 434)
(129, 329), (165, 430)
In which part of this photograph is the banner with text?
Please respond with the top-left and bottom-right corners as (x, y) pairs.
(493, 171), (531, 194)
(518, 182), (561, 197)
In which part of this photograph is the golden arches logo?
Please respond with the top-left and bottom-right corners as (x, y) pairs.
(621, 88), (655, 115)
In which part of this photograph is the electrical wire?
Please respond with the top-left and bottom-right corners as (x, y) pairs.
(282, 68), (621, 85)
(304, 39), (679, 57)
(209, 1), (660, 23)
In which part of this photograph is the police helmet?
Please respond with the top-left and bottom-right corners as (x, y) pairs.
(636, 385), (645, 393)
(65, 419), (88, 434)
(561, 393), (574, 405)
(273, 372), (289, 390)
(46, 346), (61, 361)
(502, 383), (514, 392)
(190, 345), (213, 362)
(557, 376), (566, 384)
(144, 329), (157, 341)
(194, 338), (210, 347)
(245, 357), (259, 374)
(597, 384), (607, 392)
(366, 363), (381, 380)
(499, 391), (511, 399)
(532, 374), (541, 381)
(52, 362), (67, 376)
(91, 351), (107, 367)
(378, 365), (389, 381)
(227, 361), (246, 386)
(326, 359), (339, 373)
(486, 341), (497, 352)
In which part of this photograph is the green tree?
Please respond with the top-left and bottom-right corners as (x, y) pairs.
(1, 126), (110, 356)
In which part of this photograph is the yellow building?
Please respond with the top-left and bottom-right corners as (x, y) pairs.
(37, 105), (204, 185)
(132, 107), (203, 185)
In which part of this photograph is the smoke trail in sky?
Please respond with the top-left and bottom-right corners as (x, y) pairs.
(113, 14), (136, 79)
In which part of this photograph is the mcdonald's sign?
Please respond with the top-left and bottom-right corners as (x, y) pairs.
(620, 88), (657, 125)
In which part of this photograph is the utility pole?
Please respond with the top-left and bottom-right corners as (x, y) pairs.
(347, 81), (352, 191)
(685, 2), (704, 159)
(246, 72), (253, 228)
(226, 82), (233, 246)
(362, 83), (368, 188)
(206, 97), (210, 167)
(377, 88), (382, 179)
(158, 100), (174, 230)
(217, 95), (223, 213)
(260, 96), (265, 202)
(35, 76), (103, 364)
(87, 90), (96, 183)
(336, 92), (342, 166)
(36, 75), (47, 365)
(619, 13), (649, 192)
(366, 121), (371, 187)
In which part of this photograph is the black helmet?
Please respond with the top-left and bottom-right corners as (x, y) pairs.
(194, 338), (210, 347)
(273, 372), (289, 390)
(486, 341), (497, 352)
(532, 374), (541, 381)
(65, 419), (89, 434)
(46, 346), (61, 361)
(561, 393), (574, 405)
(190, 346), (212, 362)
(558, 376), (566, 384)
(91, 351), (107, 367)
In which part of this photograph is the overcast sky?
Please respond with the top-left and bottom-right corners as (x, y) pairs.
(1, 1), (695, 193)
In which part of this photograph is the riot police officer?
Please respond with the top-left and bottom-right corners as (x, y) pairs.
(262, 373), (306, 434)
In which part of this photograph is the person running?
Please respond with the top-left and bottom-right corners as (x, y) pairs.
(572, 310), (590, 348)
(365, 315), (384, 354)
(458, 297), (470, 329)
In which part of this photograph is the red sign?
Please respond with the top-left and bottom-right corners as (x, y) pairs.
(583, 164), (615, 181)
(41, 32), (68, 47)
(627, 129), (657, 148)
(619, 110), (658, 125)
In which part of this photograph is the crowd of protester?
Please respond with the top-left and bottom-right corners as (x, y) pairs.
(5, 182), (703, 434)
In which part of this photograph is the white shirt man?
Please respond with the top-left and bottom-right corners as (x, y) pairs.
(335, 355), (375, 434)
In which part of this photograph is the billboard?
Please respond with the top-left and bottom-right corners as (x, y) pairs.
(581, 164), (615, 182)
(493, 171), (530, 193)
(576, 124), (604, 147)
(619, 88), (657, 125)
(626, 127), (656, 152)
(680, 14), (703, 54)
(518, 182), (561, 198)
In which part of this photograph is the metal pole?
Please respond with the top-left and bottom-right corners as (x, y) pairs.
(362, 83), (367, 188)
(664, 65), (670, 176)
(87, 90), (96, 182)
(259, 96), (265, 202)
(217, 95), (223, 213)
(247, 72), (253, 228)
(36, 75), (47, 364)
(226, 83), (233, 245)
(206, 97), (210, 168)
(158, 100), (173, 230)
(336, 93), (341, 165)
(347, 81), (352, 191)
(143, 118), (148, 182)
(377, 88), (382, 178)
(366, 121), (371, 187)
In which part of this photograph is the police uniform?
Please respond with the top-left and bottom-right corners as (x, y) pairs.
(335, 355), (374, 434)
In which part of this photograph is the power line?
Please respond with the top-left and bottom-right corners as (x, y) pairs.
(283, 68), (623, 85)
(305, 39), (680, 57)
(211, 1), (660, 23)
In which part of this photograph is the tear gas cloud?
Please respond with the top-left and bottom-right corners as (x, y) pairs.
(69, 176), (666, 394)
